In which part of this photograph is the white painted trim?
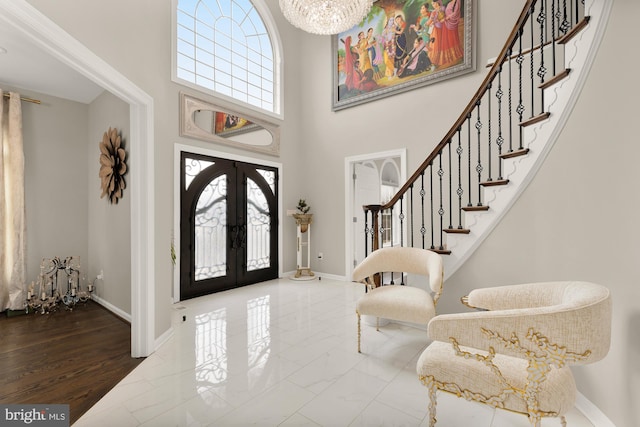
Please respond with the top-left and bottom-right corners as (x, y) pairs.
(91, 295), (131, 323)
(0, 0), (156, 357)
(344, 149), (407, 280)
(154, 325), (175, 352)
(170, 0), (285, 121)
(173, 143), (284, 303)
(575, 392), (617, 427)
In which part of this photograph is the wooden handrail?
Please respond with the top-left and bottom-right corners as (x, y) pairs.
(380, 0), (538, 211)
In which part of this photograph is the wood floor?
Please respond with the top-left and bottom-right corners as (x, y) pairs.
(0, 301), (144, 425)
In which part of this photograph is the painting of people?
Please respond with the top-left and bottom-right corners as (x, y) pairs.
(332, 0), (474, 110)
(214, 112), (258, 137)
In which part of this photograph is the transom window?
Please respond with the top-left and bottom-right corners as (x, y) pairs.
(174, 0), (277, 114)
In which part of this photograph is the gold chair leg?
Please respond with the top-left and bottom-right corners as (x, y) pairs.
(357, 312), (361, 353)
(560, 415), (567, 427)
(426, 376), (437, 427)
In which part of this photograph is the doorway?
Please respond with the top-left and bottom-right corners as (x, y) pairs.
(344, 149), (406, 280)
(179, 151), (279, 300)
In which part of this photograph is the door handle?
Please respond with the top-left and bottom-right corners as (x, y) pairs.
(229, 224), (246, 249)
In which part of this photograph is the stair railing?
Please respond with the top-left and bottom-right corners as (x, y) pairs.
(363, 0), (587, 267)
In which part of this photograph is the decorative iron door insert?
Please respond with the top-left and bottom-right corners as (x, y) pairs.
(180, 152), (278, 300)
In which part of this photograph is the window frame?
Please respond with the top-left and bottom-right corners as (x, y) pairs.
(171, 0), (284, 121)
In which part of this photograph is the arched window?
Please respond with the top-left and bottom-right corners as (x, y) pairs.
(173, 0), (280, 116)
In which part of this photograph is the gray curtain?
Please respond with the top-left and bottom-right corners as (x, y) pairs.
(0, 90), (26, 311)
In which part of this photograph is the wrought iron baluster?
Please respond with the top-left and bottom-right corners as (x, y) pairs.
(420, 172), (426, 250)
(466, 113), (472, 206)
(508, 48), (514, 153)
(530, 2), (535, 117)
(551, 0), (557, 75)
(475, 100), (483, 206)
(560, 0), (570, 35)
(410, 183), (415, 248)
(399, 194), (405, 247)
(364, 209), (369, 257)
(496, 65), (504, 180)
(538, 0), (547, 114)
(437, 152), (445, 250)
(448, 140), (453, 230)
(487, 83), (493, 182)
(430, 164), (435, 250)
(456, 128), (464, 229)
(516, 28), (525, 149)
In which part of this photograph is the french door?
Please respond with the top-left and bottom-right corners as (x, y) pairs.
(180, 152), (279, 300)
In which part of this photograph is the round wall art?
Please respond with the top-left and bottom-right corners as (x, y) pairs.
(98, 127), (127, 204)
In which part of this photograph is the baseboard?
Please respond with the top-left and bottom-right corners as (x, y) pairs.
(575, 392), (617, 427)
(154, 326), (174, 352)
(5, 308), (27, 317)
(91, 295), (131, 323)
(281, 270), (347, 282)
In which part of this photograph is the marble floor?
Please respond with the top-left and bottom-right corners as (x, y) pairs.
(73, 278), (595, 427)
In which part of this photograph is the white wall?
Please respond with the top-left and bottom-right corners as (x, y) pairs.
(21, 0), (637, 425)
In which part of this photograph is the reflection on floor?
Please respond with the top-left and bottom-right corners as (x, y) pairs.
(73, 278), (595, 427)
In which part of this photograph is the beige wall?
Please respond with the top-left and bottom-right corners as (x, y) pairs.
(441, 2), (640, 426)
(87, 91), (131, 314)
(19, 0), (637, 425)
(10, 85), (132, 317)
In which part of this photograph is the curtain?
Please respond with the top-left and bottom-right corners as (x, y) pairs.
(0, 90), (26, 311)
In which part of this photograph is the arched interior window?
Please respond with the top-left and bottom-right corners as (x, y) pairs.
(173, 0), (280, 116)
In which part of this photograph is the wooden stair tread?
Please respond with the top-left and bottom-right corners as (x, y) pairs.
(429, 248), (452, 255)
(481, 179), (509, 187)
(520, 112), (551, 127)
(462, 205), (490, 212)
(558, 16), (591, 45)
(444, 228), (470, 234)
(501, 148), (530, 159)
(540, 68), (571, 90)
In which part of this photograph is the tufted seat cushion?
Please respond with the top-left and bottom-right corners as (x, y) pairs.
(356, 285), (435, 324)
(417, 340), (577, 416)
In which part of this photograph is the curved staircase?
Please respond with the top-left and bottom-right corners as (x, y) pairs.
(363, 0), (612, 281)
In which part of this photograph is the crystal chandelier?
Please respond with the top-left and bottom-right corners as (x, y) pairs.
(279, 0), (373, 35)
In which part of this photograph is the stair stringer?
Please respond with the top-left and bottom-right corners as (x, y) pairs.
(442, 0), (613, 281)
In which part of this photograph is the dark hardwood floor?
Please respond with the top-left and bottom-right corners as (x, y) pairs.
(0, 301), (144, 425)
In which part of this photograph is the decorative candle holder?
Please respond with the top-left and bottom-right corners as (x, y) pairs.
(26, 256), (93, 314)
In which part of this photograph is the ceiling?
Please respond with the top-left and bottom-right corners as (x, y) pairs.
(0, 21), (104, 104)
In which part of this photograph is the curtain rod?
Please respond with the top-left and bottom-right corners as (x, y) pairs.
(2, 93), (41, 104)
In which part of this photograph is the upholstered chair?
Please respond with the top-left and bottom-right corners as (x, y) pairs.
(352, 246), (444, 353)
(416, 281), (612, 427)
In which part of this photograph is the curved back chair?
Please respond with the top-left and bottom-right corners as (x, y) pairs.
(416, 281), (612, 427)
(352, 247), (444, 353)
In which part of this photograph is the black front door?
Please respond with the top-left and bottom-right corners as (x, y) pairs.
(180, 152), (279, 300)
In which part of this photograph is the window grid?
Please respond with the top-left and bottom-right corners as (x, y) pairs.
(177, 0), (275, 113)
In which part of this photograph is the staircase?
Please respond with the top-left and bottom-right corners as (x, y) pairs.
(362, 0), (612, 281)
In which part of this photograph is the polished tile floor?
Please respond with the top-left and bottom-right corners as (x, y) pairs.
(73, 278), (595, 427)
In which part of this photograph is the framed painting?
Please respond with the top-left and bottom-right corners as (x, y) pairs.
(332, 0), (474, 111)
(214, 113), (259, 138)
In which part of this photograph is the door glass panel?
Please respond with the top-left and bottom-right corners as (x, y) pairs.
(195, 174), (227, 280)
(246, 177), (270, 271)
(257, 168), (275, 194)
(184, 158), (214, 190)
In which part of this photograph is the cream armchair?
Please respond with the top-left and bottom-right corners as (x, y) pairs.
(416, 281), (612, 427)
(352, 246), (444, 353)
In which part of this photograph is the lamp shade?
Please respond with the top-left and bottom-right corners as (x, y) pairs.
(279, 0), (373, 35)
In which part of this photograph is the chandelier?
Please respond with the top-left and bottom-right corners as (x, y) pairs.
(279, 0), (373, 35)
